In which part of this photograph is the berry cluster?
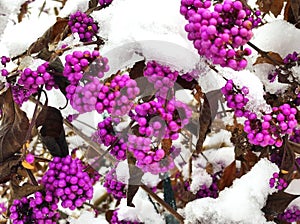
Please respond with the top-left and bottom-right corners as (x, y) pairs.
(180, 0), (255, 70)
(110, 209), (143, 224)
(283, 51), (299, 64)
(195, 174), (219, 199)
(221, 79), (249, 117)
(63, 50), (108, 103)
(1, 56), (10, 66)
(95, 74), (138, 115)
(99, 0), (113, 6)
(244, 104), (298, 147)
(127, 135), (179, 174)
(10, 191), (59, 223)
(132, 99), (192, 140)
(68, 11), (99, 42)
(268, 51), (299, 83)
(103, 168), (127, 200)
(93, 117), (128, 160)
(42, 156), (95, 210)
(18, 62), (57, 92)
(290, 128), (300, 144)
(0, 202), (6, 215)
(111, 74), (140, 116)
(11, 84), (33, 106)
(70, 76), (101, 113)
(143, 61), (178, 99)
(278, 205), (300, 223)
(269, 172), (288, 190)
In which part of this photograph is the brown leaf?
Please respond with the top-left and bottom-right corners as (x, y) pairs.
(127, 152), (143, 207)
(0, 156), (20, 184)
(35, 106), (68, 157)
(270, 0), (284, 17)
(129, 60), (145, 80)
(89, 0), (99, 9)
(195, 92), (212, 153)
(10, 175), (44, 202)
(254, 51), (284, 65)
(291, 0), (300, 21)
(288, 140), (300, 154)
(0, 88), (29, 162)
(280, 140), (296, 182)
(18, 2), (29, 23)
(162, 138), (172, 153)
(262, 191), (299, 219)
(206, 89), (223, 121)
(105, 210), (114, 223)
(218, 161), (236, 191)
(256, 0), (272, 13)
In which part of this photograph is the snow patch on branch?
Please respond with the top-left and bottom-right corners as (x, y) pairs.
(182, 159), (278, 224)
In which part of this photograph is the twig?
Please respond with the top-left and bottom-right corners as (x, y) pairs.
(22, 89), (43, 156)
(141, 185), (184, 224)
(247, 41), (282, 66)
(26, 169), (38, 186)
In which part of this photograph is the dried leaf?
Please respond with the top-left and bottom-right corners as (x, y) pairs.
(195, 93), (212, 153)
(105, 210), (114, 223)
(206, 89), (223, 121)
(218, 161), (236, 191)
(288, 140), (300, 154)
(254, 51), (284, 65)
(18, 1), (29, 23)
(163, 175), (177, 210)
(27, 17), (69, 54)
(291, 0), (300, 21)
(89, 0), (99, 9)
(0, 88), (29, 162)
(35, 106), (68, 157)
(22, 161), (34, 170)
(280, 140), (296, 181)
(270, 0), (284, 17)
(262, 191), (299, 219)
(256, 0), (272, 13)
(10, 175), (44, 202)
(127, 152), (143, 207)
(0, 156), (20, 184)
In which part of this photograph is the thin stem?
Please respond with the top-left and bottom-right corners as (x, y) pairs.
(21, 89), (42, 157)
(141, 185), (184, 224)
(26, 169), (38, 186)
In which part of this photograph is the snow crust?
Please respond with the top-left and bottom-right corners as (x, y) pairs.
(183, 159), (278, 224)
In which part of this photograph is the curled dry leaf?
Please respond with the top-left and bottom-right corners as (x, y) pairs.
(262, 191), (299, 220)
(35, 106), (68, 157)
(218, 160), (237, 191)
(195, 92), (212, 154)
(10, 174), (44, 202)
(254, 51), (284, 65)
(0, 88), (29, 163)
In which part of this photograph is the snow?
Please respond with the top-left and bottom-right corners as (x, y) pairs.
(249, 20), (300, 94)
(0, 13), (56, 57)
(59, 0), (89, 18)
(182, 159), (279, 224)
(92, 0), (200, 74)
(0, 0), (299, 223)
(189, 167), (212, 194)
(68, 210), (108, 223)
(117, 189), (165, 224)
(222, 68), (272, 115)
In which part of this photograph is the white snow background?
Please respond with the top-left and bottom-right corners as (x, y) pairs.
(1, 0), (300, 223)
